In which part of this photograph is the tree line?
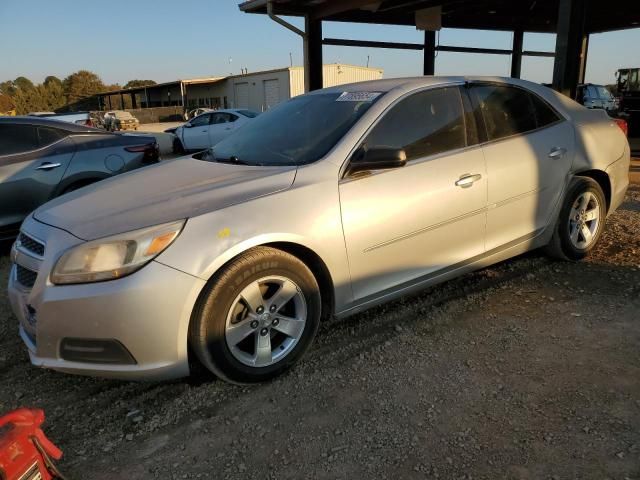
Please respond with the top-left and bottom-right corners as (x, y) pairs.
(0, 70), (156, 114)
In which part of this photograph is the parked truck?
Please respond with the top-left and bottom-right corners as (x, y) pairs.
(616, 68), (640, 135)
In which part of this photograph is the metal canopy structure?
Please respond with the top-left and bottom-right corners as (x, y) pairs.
(239, 0), (640, 98)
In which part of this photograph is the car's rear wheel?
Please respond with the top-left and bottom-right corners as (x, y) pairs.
(545, 176), (606, 260)
(189, 247), (321, 383)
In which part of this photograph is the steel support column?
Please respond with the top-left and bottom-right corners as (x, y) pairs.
(423, 30), (436, 76)
(511, 30), (524, 78)
(304, 15), (323, 91)
(552, 0), (587, 98)
(130, 92), (137, 109)
(578, 34), (589, 84)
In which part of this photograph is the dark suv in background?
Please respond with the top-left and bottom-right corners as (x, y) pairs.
(577, 83), (619, 114)
(0, 117), (159, 240)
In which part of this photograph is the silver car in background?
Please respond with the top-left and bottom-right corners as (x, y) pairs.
(8, 77), (629, 383)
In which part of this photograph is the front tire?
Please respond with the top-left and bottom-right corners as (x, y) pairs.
(189, 247), (321, 383)
(545, 176), (606, 261)
(172, 137), (185, 155)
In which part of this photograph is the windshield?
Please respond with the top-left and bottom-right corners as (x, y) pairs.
(208, 92), (383, 166)
(595, 86), (613, 100)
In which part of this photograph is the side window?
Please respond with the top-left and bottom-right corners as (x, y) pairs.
(472, 85), (537, 141)
(586, 86), (598, 98)
(191, 114), (210, 127)
(363, 87), (467, 161)
(227, 114), (239, 123)
(37, 127), (67, 147)
(0, 124), (39, 156)
(529, 93), (562, 129)
(211, 113), (230, 124)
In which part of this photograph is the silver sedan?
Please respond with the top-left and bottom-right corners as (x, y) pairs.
(8, 77), (630, 383)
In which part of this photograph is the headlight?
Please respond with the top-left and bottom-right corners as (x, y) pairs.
(51, 220), (185, 285)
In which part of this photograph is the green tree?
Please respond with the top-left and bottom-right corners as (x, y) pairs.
(0, 80), (17, 96)
(14, 76), (35, 91)
(124, 79), (156, 89)
(43, 76), (65, 111)
(62, 70), (105, 103)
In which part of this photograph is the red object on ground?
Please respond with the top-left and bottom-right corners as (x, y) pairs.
(0, 408), (63, 480)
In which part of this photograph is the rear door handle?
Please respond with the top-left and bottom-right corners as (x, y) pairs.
(35, 162), (61, 171)
(455, 173), (482, 188)
(548, 147), (567, 159)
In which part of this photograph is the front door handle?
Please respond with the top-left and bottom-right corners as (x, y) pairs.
(548, 147), (567, 159)
(455, 173), (482, 188)
(35, 162), (61, 171)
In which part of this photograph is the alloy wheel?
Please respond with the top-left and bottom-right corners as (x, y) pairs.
(225, 276), (307, 367)
(568, 191), (600, 249)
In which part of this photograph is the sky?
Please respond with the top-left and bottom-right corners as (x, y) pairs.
(0, 0), (638, 87)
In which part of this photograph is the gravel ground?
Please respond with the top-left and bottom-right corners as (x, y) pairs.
(1, 185), (639, 480)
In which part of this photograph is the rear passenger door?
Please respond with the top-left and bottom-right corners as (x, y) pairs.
(0, 124), (75, 229)
(339, 86), (488, 301)
(469, 83), (574, 251)
(208, 113), (237, 146)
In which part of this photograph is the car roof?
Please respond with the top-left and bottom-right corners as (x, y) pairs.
(0, 116), (101, 133)
(315, 75), (550, 95)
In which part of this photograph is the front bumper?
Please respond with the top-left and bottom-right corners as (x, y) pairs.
(8, 217), (205, 381)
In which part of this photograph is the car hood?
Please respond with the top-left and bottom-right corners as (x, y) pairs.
(34, 156), (297, 241)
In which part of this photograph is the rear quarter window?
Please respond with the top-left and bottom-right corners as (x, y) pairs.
(37, 127), (67, 147)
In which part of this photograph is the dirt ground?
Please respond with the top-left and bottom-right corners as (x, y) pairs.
(1, 184), (639, 480)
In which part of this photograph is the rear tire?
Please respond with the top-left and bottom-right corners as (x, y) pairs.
(545, 176), (606, 261)
(189, 247), (321, 383)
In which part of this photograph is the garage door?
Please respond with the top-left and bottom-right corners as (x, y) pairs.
(234, 82), (249, 109)
(263, 79), (280, 110)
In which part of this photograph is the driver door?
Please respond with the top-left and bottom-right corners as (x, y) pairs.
(339, 86), (488, 301)
(182, 113), (212, 151)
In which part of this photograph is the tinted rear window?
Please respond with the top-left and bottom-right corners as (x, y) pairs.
(473, 85), (538, 141)
(38, 126), (67, 146)
(529, 94), (561, 128)
(237, 110), (259, 118)
(0, 124), (39, 156)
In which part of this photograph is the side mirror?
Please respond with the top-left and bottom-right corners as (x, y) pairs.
(183, 123), (193, 128)
(348, 146), (407, 176)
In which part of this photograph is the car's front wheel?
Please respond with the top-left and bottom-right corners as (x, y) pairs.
(545, 176), (607, 260)
(189, 247), (321, 383)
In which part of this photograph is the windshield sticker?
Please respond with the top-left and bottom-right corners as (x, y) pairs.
(336, 91), (382, 102)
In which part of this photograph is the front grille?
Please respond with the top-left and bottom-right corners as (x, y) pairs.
(18, 232), (45, 257)
(16, 265), (38, 288)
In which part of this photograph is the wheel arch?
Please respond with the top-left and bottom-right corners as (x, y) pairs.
(196, 239), (336, 322)
(574, 169), (611, 212)
(264, 241), (335, 322)
(52, 173), (110, 198)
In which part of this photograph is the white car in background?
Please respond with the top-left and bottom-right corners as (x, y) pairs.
(173, 109), (258, 153)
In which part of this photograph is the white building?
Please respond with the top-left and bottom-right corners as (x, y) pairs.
(99, 64), (384, 114)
